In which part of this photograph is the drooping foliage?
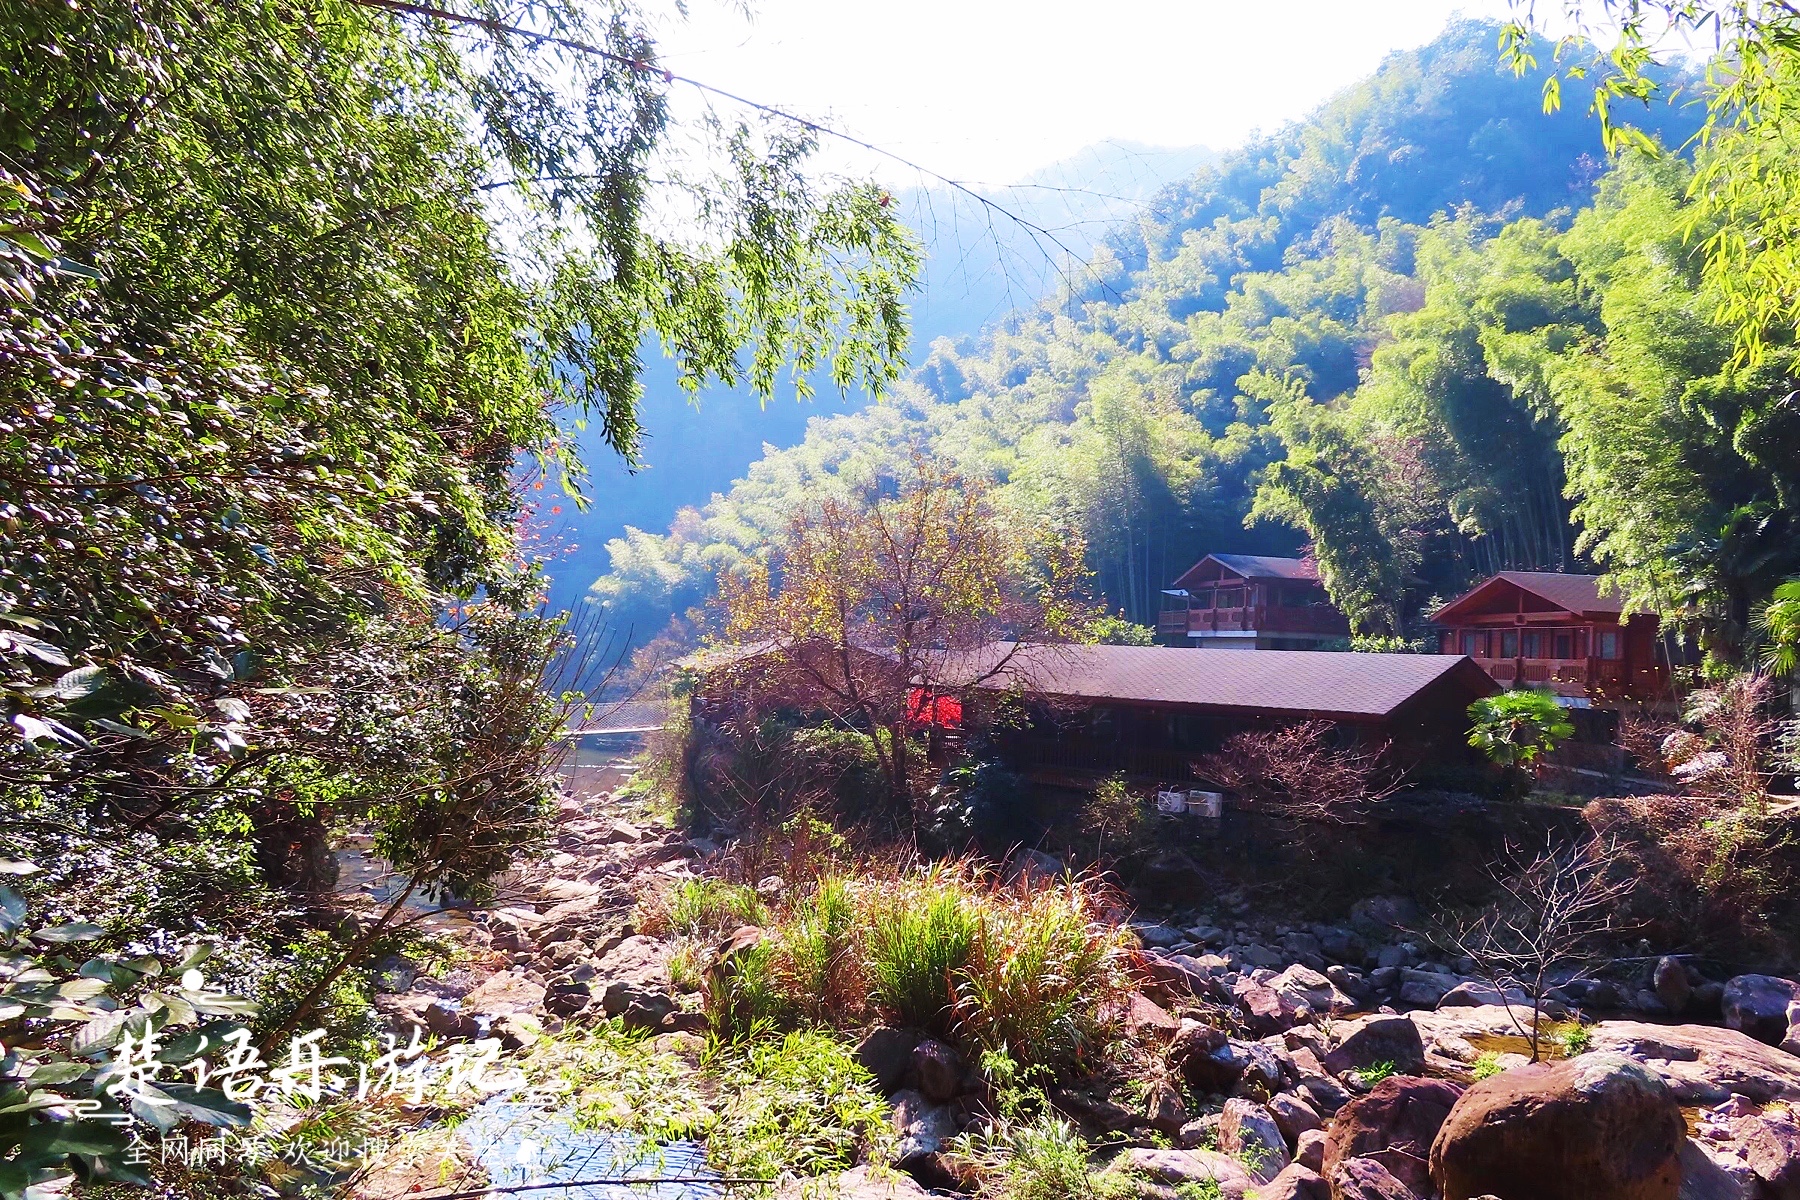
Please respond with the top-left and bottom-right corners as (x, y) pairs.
(0, 0), (914, 976)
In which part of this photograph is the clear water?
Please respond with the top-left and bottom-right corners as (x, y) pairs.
(455, 1099), (728, 1200)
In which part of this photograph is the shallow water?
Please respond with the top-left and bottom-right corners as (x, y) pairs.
(456, 1099), (728, 1200)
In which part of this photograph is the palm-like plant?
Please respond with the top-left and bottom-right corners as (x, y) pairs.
(1753, 579), (1800, 677)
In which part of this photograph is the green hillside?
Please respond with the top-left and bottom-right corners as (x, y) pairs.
(587, 19), (1705, 642)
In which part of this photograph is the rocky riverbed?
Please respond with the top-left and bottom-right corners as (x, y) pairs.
(352, 788), (1800, 1200)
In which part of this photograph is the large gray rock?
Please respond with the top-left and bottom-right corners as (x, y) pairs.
(1732, 1111), (1800, 1198)
(1588, 1020), (1800, 1105)
(1115, 1148), (1256, 1199)
(1722, 975), (1800, 1046)
(1654, 957), (1693, 1015)
(911, 1038), (962, 1103)
(1257, 1163), (1330, 1200)
(1267, 964), (1353, 1018)
(1428, 1052), (1683, 1200)
(1323, 1014), (1425, 1078)
(890, 1089), (958, 1165)
(1217, 1098), (1288, 1184)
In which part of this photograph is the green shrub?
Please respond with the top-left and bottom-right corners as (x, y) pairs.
(1351, 1060), (1397, 1087)
(782, 874), (858, 1020)
(705, 1030), (891, 1179)
(864, 869), (983, 1035)
(1468, 690), (1575, 769)
(1470, 1052), (1504, 1080)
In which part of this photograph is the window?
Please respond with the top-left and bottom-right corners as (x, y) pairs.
(1555, 632), (1573, 660)
(1501, 630), (1519, 658)
(1281, 586), (1310, 607)
(1522, 631), (1543, 658)
(1598, 629), (1621, 660)
(1460, 630), (1480, 657)
(1192, 590), (1213, 609)
(1218, 588), (1245, 609)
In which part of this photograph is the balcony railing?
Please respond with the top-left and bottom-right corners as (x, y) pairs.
(1156, 604), (1348, 638)
(1472, 656), (1669, 698)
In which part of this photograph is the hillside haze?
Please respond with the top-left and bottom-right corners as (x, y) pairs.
(578, 19), (1702, 643)
(530, 139), (1214, 615)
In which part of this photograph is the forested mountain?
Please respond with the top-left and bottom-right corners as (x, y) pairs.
(585, 19), (1715, 645)
(532, 141), (1213, 613)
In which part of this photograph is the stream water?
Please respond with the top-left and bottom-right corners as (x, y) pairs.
(455, 1100), (726, 1200)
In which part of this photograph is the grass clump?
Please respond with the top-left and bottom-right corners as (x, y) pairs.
(1551, 1022), (1591, 1055)
(705, 1029), (892, 1179)
(705, 861), (1134, 1074)
(1351, 1060), (1397, 1088)
(1470, 1051), (1504, 1081)
(638, 877), (769, 939)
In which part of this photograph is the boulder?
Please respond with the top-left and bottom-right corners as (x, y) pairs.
(1268, 1090), (1323, 1144)
(1268, 964), (1354, 1017)
(1428, 1051), (1684, 1200)
(1050, 1086), (1140, 1134)
(1588, 1020), (1800, 1105)
(422, 999), (477, 1039)
(1218, 1098), (1289, 1183)
(542, 980), (592, 1018)
(1654, 957), (1693, 1015)
(1295, 1128), (1327, 1173)
(1436, 980), (1565, 1018)
(890, 1089), (958, 1165)
(1236, 1038), (1291, 1098)
(600, 980), (675, 1031)
(594, 934), (671, 988)
(1116, 1148), (1256, 1199)
(1329, 1156), (1417, 1200)
(1170, 1023), (1245, 1096)
(1732, 1111), (1800, 1198)
(1296, 1072), (1352, 1118)
(854, 1026), (919, 1095)
(1677, 1137), (1761, 1200)
(1722, 975), (1800, 1046)
(1134, 922), (1186, 949)
(1119, 992), (1181, 1039)
(912, 1039), (963, 1103)
(1142, 951), (1224, 1002)
(1258, 1163), (1330, 1200)
(1003, 846), (1065, 886)
(461, 970), (546, 1019)
(1323, 1014), (1425, 1079)
(774, 1164), (930, 1199)
(1322, 1075), (1462, 1196)
(1786, 1001), (1800, 1057)
(1144, 1081), (1189, 1136)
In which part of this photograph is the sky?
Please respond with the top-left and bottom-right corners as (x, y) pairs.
(651, 1), (1534, 186)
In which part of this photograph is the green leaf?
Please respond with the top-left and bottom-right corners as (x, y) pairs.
(23, 1064), (86, 1088)
(34, 924), (104, 945)
(0, 888), (25, 935)
(14, 1120), (126, 1161)
(0, 1160), (26, 1200)
(48, 667), (103, 701)
(69, 1011), (131, 1058)
(155, 1083), (252, 1127)
(0, 862), (40, 877)
(51, 979), (107, 1002)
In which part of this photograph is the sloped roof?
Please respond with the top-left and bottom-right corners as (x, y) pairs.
(949, 643), (1496, 721)
(1172, 553), (1322, 589)
(1432, 572), (1624, 623)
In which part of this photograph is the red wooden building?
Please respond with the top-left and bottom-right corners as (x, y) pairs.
(1430, 572), (1666, 702)
(1157, 554), (1350, 649)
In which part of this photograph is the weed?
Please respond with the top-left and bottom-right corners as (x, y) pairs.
(1552, 1023), (1591, 1055)
(705, 1029), (891, 1179)
(525, 1019), (713, 1143)
(1470, 1051), (1504, 1080)
(1173, 1183), (1224, 1200)
(667, 937), (707, 993)
(863, 867), (983, 1034)
(1351, 1060), (1397, 1087)
(639, 877), (768, 939)
(782, 873), (858, 1019)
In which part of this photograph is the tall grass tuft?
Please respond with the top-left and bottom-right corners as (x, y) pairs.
(958, 882), (1135, 1070)
(783, 873), (859, 1020)
(639, 877), (769, 939)
(863, 866), (983, 1036)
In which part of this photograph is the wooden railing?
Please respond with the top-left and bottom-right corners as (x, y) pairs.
(1472, 657), (1669, 698)
(1157, 604), (1348, 638)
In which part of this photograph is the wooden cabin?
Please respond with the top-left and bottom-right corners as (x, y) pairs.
(1156, 554), (1350, 649)
(1429, 572), (1667, 703)
(950, 643), (1499, 784)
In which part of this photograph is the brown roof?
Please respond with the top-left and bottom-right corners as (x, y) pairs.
(1432, 572), (1624, 623)
(948, 643), (1495, 721)
(1172, 553), (1323, 590)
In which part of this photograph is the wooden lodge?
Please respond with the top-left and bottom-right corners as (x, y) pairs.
(1156, 554), (1349, 650)
(951, 643), (1499, 785)
(1430, 572), (1667, 703)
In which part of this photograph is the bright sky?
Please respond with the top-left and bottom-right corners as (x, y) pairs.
(652, 1), (1531, 186)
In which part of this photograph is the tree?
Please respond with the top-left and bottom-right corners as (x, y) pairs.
(1440, 837), (1632, 1061)
(1752, 579), (1800, 677)
(1194, 720), (1401, 829)
(0, 0), (917, 1055)
(718, 460), (1091, 835)
(1468, 690), (1575, 772)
